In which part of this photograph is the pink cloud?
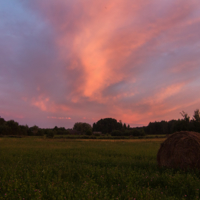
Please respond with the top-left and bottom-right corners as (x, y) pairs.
(32, 96), (49, 111)
(47, 116), (71, 120)
(1, 0), (200, 128)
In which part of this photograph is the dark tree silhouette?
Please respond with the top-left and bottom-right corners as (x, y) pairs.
(73, 122), (92, 134)
(93, 118), (123, 134)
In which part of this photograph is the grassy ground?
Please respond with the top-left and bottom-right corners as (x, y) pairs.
(53, 134), (167, 139)
(0, 137), (200, 199)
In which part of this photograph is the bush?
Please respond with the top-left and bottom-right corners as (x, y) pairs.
(37, 129), (45, 136)
(0, 125), (11, 135)
(123, 130), (132, 136)
(85, 129), (92, 135)
(73, 122), (92, 134)
(46, 130), (55, 138)
(93, 118), (123, 134)
(93, 133), (101, 136)
(6, 120), (20, 135)
(57, 130), (70, 135)
(111, 130), (123, 136)
(130, 129), (146, 136)
(19, 125), (28, 136)
(28, 126), (39, 136)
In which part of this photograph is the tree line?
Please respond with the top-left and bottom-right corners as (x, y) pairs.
(144, 109), (200, 135)
(0, 109), (200, 137)
(0, 118), (70, 137)
(92, 118), (145, 136)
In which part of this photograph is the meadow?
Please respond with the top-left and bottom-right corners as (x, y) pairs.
(0, 137), (200, 200)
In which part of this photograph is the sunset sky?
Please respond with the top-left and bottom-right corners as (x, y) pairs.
(1, 0), (200, 128)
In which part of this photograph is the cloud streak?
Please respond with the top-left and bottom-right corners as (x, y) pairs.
(0, 0), (200, 128)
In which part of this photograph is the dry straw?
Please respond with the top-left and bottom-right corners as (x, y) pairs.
(157, 131), (200, 169)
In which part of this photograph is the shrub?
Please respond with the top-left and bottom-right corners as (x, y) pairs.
(111, 130), (123, 136)
(130, 129), (146, 136)
(73, 122), (92, 134)
(46, 130), (55, 138)
(93, 133), (101, 137)
(85, 129), (92, 135)
(0, 125), (11, 135)
(123, 130), (132, 136)
(37, 129), (45, 136)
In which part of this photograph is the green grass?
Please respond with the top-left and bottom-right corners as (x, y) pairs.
(0, 137), (200, 199)
(53, 134), (166, 140)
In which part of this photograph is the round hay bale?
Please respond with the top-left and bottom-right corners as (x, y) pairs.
(157, 131), (200, 169)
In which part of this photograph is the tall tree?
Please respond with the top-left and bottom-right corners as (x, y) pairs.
(93, 118), (122, 134)
(73, 122), (92, 134)
(180, 111), (190, 122)
(0, 117), (5, 125)
(193, 109), (200, 122)
(6, 120), (20, 135)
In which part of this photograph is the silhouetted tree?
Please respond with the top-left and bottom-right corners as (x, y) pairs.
(0, 124), (11, 135)
(111, 130), (123, 136)
(85, 129), (92, 135)
(0, 117), (5, 125)
(73, 122), (92, 134)
(173, 119), (188, 132)
(168, 120), (176, 134)
(93, 118), (123, 134)
(19, 125), (28, 135)
(46, 129), (55, 138)
(55, 127), (69, 135)
(146, 121), (169, 135)
(28, 125), (39, 136)
(6, 120), (20, 135)
(131, 128), (145, 136)
(193, 109), (200, 122)
(180, 111), (190, 122)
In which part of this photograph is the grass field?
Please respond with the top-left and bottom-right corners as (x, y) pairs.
(53, 134), (167, 140)
(0, 137), (200, 200)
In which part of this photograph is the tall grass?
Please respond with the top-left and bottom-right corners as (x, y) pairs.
(0, 138), (200, 199)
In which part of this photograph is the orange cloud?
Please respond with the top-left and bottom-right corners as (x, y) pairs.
(31, 95), (70, 113)
(32, 96), (49, 111)
(53, 0), (152, 101)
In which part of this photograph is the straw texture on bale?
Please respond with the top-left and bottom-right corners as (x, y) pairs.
(157, 131), (200, 169)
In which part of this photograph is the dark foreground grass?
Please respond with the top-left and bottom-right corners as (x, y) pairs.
(0, 138), (200, 200)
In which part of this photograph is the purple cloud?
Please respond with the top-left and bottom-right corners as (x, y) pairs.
(1, 0), (200, 128)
